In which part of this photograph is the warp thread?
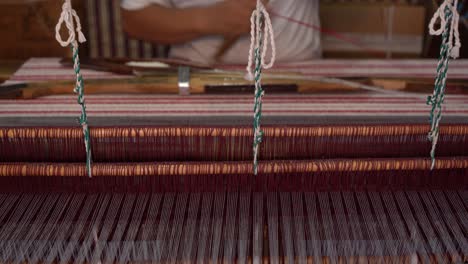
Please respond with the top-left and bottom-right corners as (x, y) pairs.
(0, 191), (466, 263)
(427, 0), (461, 169)
(55, 0), (92, 177)
(246, 0), (276, 175)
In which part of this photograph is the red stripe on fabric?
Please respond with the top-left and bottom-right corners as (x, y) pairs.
(9, 96), (468, 101)
(28, 95), (468, 100)
(0, 99), (440, 105)
(1, 97), (434, 102)
(10, 75), (128, 81)
(5, 110), (468, 114)
(0, 101), (432, 105)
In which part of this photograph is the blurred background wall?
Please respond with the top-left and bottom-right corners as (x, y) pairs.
(0, 0), (466, 60)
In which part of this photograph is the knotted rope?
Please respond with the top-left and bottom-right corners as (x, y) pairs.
(56, 0), (92, 177)
(427, 0), (461, 169)
(246, 0), (276, 175)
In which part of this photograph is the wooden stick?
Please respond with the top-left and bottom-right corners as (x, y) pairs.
(0, 73), (367, 99)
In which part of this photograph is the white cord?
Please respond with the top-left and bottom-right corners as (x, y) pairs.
(245, 0), (276, 81)
(55, 0), (86, 47)
(429, 0), (461, 58)
(450, 0), (461, 58)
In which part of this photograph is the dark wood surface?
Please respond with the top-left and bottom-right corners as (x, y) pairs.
(0, 1), (84, 60)
(0, 60), (23, 84)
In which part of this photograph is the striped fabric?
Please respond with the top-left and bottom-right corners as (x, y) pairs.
(5, 58), (131, 83)
(221, 59), (468, 79)
(84, 0), (168, 59)
(3, 58), (468, 125)
(6, 58), (468, 84)
(2, 94), (468, 118)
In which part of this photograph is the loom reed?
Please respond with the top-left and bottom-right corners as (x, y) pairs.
(2, 125), (468, 162)
(0, 124), (467, 262)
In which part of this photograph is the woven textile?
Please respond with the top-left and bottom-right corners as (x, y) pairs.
(1, 94), (468, 127)
(1, 59), (467, 262)
(5, 58), (468, 85)
(3, 58), (130, 84)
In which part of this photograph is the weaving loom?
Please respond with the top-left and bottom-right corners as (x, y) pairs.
(1, 1), (468, 264)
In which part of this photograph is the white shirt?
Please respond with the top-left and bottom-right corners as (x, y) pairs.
(121, 0), (321, 64)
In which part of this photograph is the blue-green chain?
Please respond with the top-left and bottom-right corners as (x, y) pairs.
(427, 5), (453, 169)
(72, 44), (93, 177)
(252, 15), (265, 175)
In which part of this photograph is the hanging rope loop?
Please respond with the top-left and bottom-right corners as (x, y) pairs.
(429, 1), (449, 35)
(427, 0), (462, 170)
(246, 0), (276, 174)
(55, 0), (92, 177)
(246, 0), (276, 81)
(55, 0), (86, 47)
(429, 0), (461, 58)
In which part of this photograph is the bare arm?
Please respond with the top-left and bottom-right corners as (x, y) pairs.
(121, 0), (256, 45)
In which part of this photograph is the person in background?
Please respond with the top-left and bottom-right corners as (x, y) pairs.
(121, 0), (321, 64)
